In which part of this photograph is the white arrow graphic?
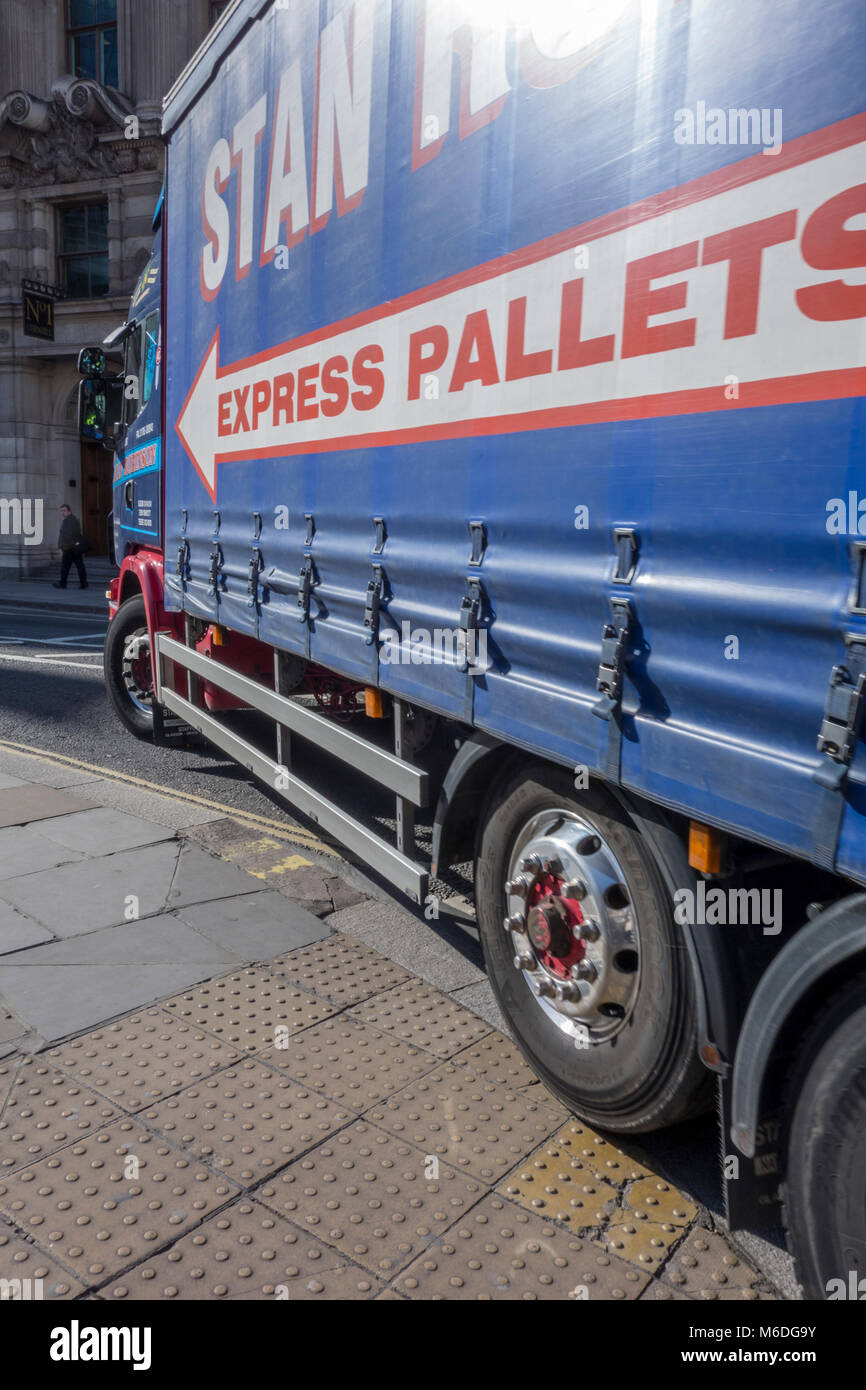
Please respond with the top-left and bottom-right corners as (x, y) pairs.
(174, 323), (397, 503)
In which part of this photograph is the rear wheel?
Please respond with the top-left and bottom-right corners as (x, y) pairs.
(475, 763), (710, 1132)
(783, 974), (866, 1300)
(104, 594), (157, 738)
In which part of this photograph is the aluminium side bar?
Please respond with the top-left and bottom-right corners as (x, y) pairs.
(160, 685), (428, 903)
(155, 633), (427, 805)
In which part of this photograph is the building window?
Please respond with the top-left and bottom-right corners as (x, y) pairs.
(67, 0), (118, 89)
(57, 202), (109, 298)
(210, 1), (232, 26)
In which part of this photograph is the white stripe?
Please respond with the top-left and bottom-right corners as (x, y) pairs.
(0, 654), (102, 670)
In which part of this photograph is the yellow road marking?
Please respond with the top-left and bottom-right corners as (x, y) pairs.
(0, 737), (343, 860)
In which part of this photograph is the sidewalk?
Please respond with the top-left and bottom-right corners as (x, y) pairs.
(0, 749), (783, 1301)
(0, 568), (113, 615)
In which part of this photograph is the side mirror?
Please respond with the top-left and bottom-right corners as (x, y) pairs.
(77, 346), (106, 376)
(78, 377), (124, 451)
(78, 376), (107, 443)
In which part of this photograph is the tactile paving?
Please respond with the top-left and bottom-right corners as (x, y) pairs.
(104, 1198), (379, 1300)
(394, 1193), (650, 1299)
(260, 1016), (437, 1109)
(623, 1176), (697, 1225)
(0, 1218), (85, 1298)
(640, 1280), (692, 1300)
(595, 1218), (684, 1270)
(141, 1061), (352, 1184)
(162, 967), (338, 1053)
(365, 1064), (563, 1182)
(451, 1034), (545, 1092)
(266, 934), (411, 1006)
(594, 1175), (700, 1271)
(256, 1120), (486, 1277)
(498, 1154), (619, 1228)
(0, 1057), (120, 1172)
(0, 1120), (238, 1286)
(660, 1227), (772, 1299)
(542, 1118), (653, 1184)
(44, 1009), (244, 1112)
(349, 979), (491, 1058)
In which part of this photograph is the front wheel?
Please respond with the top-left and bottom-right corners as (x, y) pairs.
(475, 763), (711, 1133)
(103, 593), (158, 739)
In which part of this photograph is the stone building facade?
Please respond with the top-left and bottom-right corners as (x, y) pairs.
(0, 0), (232, 575)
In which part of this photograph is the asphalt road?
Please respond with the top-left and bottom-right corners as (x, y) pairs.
(0, 598), (799, 1297)
(0, 600), (393, 832)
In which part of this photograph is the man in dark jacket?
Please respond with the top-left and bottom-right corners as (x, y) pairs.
(53, 505), (88, 589)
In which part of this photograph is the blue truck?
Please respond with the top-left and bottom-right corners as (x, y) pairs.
(77, 0), (866, 1297)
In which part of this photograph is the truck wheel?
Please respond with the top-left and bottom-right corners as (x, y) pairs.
(475, 763), (710, 1133)
(782, 974), (866, 1300)
(104, 594), (157, 738)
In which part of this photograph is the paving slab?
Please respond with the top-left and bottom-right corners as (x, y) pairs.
(162, 966), (338, 1053)
(0, 1121), (239, 1287)
(0, 840), (183, 936)
(0, 824), (85, 881)
(0, 784), (95, 828)
(0, 1217), (86, 1298)
(32, 806), (175, 854)
(393, 1192), (650, 1300)
(260, 1015), (437, 1109)
(102, 1198), (381, 1300)
(0, 1056), (121, 1173)
(0, 915), (239, 969)
(173, 891), (329, 961)
(0, 1000), (26, 1048)
(166, 842), (284, 911)
(327, 898), (486, 991)
(141, 1059), (353, 1186)
(257, 1120), (487, 1278)
(44, 1009), (245, 1113)
(366, 1063), (565, 1184)
(0, 900), (53, 954)
(0, 928), (236, 1043)
(0, 774), (26, 790)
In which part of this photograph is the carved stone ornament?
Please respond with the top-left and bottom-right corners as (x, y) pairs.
(0, 77), (154, 187)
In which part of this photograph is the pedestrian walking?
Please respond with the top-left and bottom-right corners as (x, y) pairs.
(53, 504), (89, 589)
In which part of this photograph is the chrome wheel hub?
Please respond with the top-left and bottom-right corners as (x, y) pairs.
(503, 808), (640, 1045)
(121, 629), (153, 714)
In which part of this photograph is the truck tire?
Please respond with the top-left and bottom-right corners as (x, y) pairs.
(782, 974), (866, 1300)
(104, 594), (157, 739)
(475, 763), (710, 1133)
